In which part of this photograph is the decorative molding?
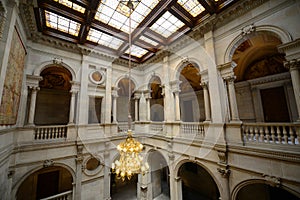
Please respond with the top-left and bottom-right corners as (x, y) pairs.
(241, 24), (256, 36)
(43, 159), (54, 167)
(263, 174), (281, 187)
(284, 59), (300, 71)
(247, 72), (291, 86)
(217, 150), (227, 165)
(217, 167), (231, 178)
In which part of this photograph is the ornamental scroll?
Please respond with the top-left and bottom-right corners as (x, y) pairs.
(0, 28), (26, 125)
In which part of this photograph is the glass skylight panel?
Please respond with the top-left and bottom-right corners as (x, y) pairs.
(94, 0), (159, 33)
(87, 28), (123, 50)
(178, 0), (205, 17)
(150, 11), (185, 38)
(45, 10), (80, 36)
(53, 0), (85, 13)
(139, 36), (159, 46)
(126, 45), (148, 58)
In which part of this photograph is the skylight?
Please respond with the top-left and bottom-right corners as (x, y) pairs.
(126, 45), (148, 58)
(177, 0), (205, 17)
(139, 36), (159, 46)
(45, 10), (81, 36)
(150, 11), (185, 38)
(87, 28), (123, 50)
(94, 0), (160, 33)
(53, 0), (85, 13)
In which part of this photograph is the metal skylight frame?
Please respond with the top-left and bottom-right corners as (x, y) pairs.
(150, 11), (185, 38)
(177, 0), (205, 17)
(139, 36), (159, 46)
(94, 0), (159, 33)
(45, 10), (81, 36)
(53, 0), (85, 13)
(87, 28), (124, 50)
(125, 44), (148, 58)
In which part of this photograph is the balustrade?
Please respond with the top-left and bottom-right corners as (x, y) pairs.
(40, 190), (72, 200)
(180, 122), (205, 138)
(117, 122), (135, 133)
(242, 123), (299, 145)
(34, 125), (67, 140)
(150, 122), (164, 133)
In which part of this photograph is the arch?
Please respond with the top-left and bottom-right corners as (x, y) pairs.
(232, 179), (300, 200)
(146, 149), (169, 171)
(174, 59), (201, 81)
(224, 25), (292, 64)
(33, 60), (76, 80)
(13, 163), (75, 200)
(176, 160), (220, 200)
(114, 75), (138, 92)
(174, 159), (222, 197)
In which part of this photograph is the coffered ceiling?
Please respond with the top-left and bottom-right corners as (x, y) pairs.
(27, 0), (240, 63)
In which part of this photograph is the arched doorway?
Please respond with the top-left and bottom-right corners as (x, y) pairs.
(35, 65), (72, 125)
(16, 166), (73, 200)
(117, 78), (136, 122)
(179, 63), (204, 122)
(149, 76), (164, 121)
(232, 32), (297, 122)
(179, 162), (220, 200)
(148, 150), (170, 199)
(236, 183), (299, 200)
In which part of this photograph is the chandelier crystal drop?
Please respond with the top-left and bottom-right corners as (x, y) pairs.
(111, 0), (149, 181)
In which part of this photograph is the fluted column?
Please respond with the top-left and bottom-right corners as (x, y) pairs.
(174, 90), (181, 121)
(225, 76), (240, 121)
(27, 86), (39, 125)
(200, 81), (211, 121)
(285, 59), (300, 121)
(69, 90), (77, 124)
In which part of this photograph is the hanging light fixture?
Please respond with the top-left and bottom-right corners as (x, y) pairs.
(111, 0), (149, 181)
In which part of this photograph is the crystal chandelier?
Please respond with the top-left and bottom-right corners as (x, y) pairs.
(111, 0), (149, 181)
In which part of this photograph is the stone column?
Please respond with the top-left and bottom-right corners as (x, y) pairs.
(174, 90), (181, 121)
(200, 81), (211, 121)
(225, 76), (240, 121)
(134, 92), (141, 122)
(144, 91), (151, 121)
(69, 90), (77, 124)
(27, 86), (39, 125)
(285, 59), (300, 121)
(139, 92), (147, 121)
(174, 176), (182, 200)
(103, 143), (111, 200)
(112, 87), (119, 123)
(75, 145), (83, 200)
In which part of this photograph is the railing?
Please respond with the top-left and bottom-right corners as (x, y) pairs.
(180, 122), (205, 138)
(150, 122), (164, 133)
(34, 125), (68, 140)
(40, 190), (72, 200)
(242, 123), (300, 145)
(117, 122), (135, 133)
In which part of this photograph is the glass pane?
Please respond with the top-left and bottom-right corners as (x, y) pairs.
(177, 0), (205, 17)
(150, 11), (185, 38)
(53, 0), (85, 13)
(87, 28), (123, 50)
(95, 0), (160, 33)
(45, 10), (80, 36)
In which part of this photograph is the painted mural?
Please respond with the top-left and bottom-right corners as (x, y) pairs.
(0, 28), (26, 125)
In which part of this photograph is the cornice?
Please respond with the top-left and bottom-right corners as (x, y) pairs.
(228, 144), (300, 163)
(278, 38), (300, 53)
(248, 72), (291, 86)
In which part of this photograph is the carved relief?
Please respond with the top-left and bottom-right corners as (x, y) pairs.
(263, 174), (281, 187)
(43, 159), (54, 167)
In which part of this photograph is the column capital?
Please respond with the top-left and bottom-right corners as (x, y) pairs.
(284, 59), (300, 71)
(200, 81), (208, 89)
(28, 86), (40, 91)
(224, 75), (236, 83)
